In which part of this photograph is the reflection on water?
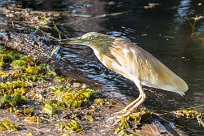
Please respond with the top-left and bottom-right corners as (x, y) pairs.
(1, 0), (204, 135)
(178, 0), (191, 18)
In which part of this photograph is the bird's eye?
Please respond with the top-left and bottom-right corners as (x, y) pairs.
(89, 37), (93, 40)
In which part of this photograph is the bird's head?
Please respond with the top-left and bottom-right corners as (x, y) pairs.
(65, 32), (115, 49)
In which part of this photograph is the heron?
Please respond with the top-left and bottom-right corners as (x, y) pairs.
(64, 32), (188, 117)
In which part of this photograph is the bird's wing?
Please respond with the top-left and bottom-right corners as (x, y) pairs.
(110, 38), (188, 95)
(94, 47), (130, 79)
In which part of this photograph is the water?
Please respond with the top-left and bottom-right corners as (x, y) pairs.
(1, 0), (204, 135)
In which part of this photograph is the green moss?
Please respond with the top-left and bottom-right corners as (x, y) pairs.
(15, 108), (35, 116)
(64, 120), (83, 133)
(23, 108), (35, 116)
(54, 76), (66, 82)
(40, 88), (96, 117)
(20, 56), (36, 65)
(118, 116), (130, 129)
(0, 94), (28, 108)
(13, 87), (29, 95)
(0, 61), (6, 69)
(115, 129), (137, 136)
(0, 45), (104, 133)
(43, 64), (57, 77)
(0, 120), (21, 131)
(0, 70), (9, 78)
(129, 109), (152, 125)
(116, 108), (152, 134)
(0, 45), (58, 83)
(54, 89), (96, 109)
(26, 66), (41, 75)
(43, 103), (57, 115)
(0, 81), (32, 95)
(24, 116), (43, 123)
(174, 109), (204, 119)
(173, 109), (204, 127)
(10, 59), (27, 69)
(86, 115), (94, 122)
(0, 47), (21, 71)
(0, 54), (14, 63)
(94, 98), (105, 106)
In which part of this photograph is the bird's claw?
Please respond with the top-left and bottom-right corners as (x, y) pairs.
(106, 111), (132, 127)
(113, 110), (132, 117)
(105, 114), (121, 127)
(123, 111), (132, 117)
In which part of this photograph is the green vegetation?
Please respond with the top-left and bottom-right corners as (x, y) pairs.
(15, 108), (35, 116)
(0, 45), (100, 133)
(116, 108), (152, 135)
(0, 94), (28, 108)
(42, 88), (96, 116)
(0, 120), (21, 131)
(174, 109), (204, 127)
(24, 116), (43, 123)
(174, 109), (204, 119)
(1, 46), (203, 135)
(59, 120), (83, 133)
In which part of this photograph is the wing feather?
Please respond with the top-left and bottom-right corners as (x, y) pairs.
(111, 38), (188, 95)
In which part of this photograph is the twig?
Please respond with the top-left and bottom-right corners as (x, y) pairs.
(52, 21), (61, 40)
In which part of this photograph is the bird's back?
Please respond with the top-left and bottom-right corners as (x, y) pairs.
(97, 38), (188, 95)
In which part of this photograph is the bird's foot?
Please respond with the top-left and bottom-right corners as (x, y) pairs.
(106, 111), (133, 127)
(123, 111), (132, 117)
(113, 94), (142, 116)
(112, 106), (137, 116)
(106, 114), (121, 127)
(112, 109), (127, 115)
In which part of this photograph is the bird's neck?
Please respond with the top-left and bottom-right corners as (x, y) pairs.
(89, 39), (115, 50)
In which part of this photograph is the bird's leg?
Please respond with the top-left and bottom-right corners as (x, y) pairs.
(123, 82), (146, 117)
(113, 94), (142, 115)
(107, 82), (145, 126)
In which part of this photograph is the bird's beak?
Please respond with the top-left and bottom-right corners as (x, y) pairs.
(63, 37), (84, 45)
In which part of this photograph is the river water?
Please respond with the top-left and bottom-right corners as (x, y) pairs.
(1, 0), (204, 135)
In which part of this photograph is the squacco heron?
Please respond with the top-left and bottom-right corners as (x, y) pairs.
(65, 32), (188, 116)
